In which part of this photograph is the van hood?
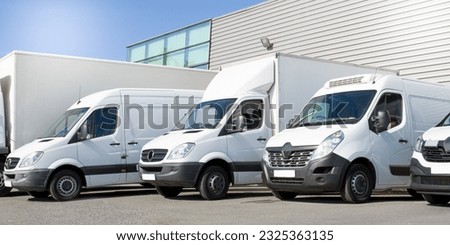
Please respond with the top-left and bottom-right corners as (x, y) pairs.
(8, 137), (66, 158)
(267, 125), (348, 148)
(142, 129), (214, 150)
(423, 126), (450, 141)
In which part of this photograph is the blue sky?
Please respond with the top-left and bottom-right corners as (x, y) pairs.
(0, 0), (263, 61)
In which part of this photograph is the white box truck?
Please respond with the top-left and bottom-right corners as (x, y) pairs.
(138, 53), (395, 200)
(3, 88), (203, 201)
(0, 51), (216, 196)
(262, 74), (450, 203)
(411, 112), (450, 205)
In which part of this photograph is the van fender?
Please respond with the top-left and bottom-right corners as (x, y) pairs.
(47, 158), (83, 170)
(199, 152), (232, 165)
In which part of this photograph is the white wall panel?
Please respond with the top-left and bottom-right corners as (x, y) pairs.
(210, 0), (450, 83)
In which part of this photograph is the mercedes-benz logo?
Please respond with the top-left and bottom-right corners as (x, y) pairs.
(4, 158), (11, 169)
(147, 150), (155, 162)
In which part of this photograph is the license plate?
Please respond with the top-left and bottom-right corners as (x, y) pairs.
(141, 174), (156, 181)
(4, 180), (12, 187)
(274, 170), (295, 178)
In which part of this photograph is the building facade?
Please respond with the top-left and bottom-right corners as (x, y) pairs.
(128, 0), (450, 84)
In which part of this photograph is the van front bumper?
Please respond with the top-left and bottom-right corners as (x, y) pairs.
(262, 153), (350, 193)
(3, 168), (50, 192)
(139, 162), (202, 187)
(410, 157), (450, 194)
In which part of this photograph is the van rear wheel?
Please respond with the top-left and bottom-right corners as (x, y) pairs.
(49, 170), (82, 201)
(0, 171), (12, 197)
(199, 166), (230, 200)
(423, 194), (450, 205)
(341, 164), (373, 203)
(156, 186), (183, 198)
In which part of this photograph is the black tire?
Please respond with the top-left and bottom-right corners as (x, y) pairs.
(28, 191), (50, 198)
(407, 188), (423, 200)
(0, 171), (12, 197)
(49, 170), (82, 201)
(423, 194), (450, 205)
(341, 164), (374, 203)
(156, 186), (183, 198)
(272, 190), (297, 200)
(198, 166), (230, 200)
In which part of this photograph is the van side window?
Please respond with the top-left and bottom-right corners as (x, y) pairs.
(85, 107), (118, 138)
(233, 100), (264, 131)
(373, 93), (403, 131)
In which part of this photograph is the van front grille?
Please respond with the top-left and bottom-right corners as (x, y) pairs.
(422, 147), (450, 162)
(4, 158), (20, 170)
(268, 148), (315, 167)
(141, 149), (168, 162)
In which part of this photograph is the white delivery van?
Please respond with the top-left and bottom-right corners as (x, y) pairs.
(3, 88), (203, 201)
(138, 53), (395, 200)
(0, 51), (216, 197)
(263, 74), (450, 203)
(411, 112), (450, 205)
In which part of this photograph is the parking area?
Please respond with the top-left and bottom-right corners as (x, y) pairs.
(1, 185), (449, 225)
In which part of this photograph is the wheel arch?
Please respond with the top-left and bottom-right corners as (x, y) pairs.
(46, 165), (86, 190)
(343, 157), (377, 189)
(196, 159), (234, 187)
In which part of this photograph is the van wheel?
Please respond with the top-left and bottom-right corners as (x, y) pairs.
(0, 171), (12, 197)
(423, 194), (450, 205)
(49, 170), (82, 201)
(156, 186), (182, 198)
(199, 166), (230, 200)
(28, 191), (50, 198)
(341, 164), (373, 203)
(272, 190), (297, 200)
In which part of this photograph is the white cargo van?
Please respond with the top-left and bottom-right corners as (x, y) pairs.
(411, 112), (450, 205)
(262, 74), (450, 203)
(138, 53), (395, 200)
(3, 88), (203, 201)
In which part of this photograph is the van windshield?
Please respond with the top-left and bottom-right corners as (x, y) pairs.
(438, 113), (450, 127)
(41, 108), (89, 138)
(289, 90), (376, 128)
(173, 99), (236, 130)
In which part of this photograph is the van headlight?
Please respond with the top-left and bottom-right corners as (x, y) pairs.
(415, 136), (424, 152)
(167, 143), (195, 160)
(19, 151), (44, 168)
(262, 150), (269, 164)
(310, 131), (344, 161)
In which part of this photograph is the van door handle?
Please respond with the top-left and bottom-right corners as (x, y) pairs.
(399, 139), (408, 144)
(110, 142), (121, 146)
(257, 137), (267, 142)
(128, 141), (138, 145)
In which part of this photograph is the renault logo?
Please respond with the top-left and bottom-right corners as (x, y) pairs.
(281, 142), (293, 159)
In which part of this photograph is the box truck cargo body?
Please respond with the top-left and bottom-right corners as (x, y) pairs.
(0, 51), (216, 196)
(138, 53), (395, 200)
(411, 112), (450, 205)
(3, 88), (203, 201)
(262, 74), (450, 203)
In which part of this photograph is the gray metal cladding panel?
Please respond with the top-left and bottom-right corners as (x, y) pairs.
(210, 0), (450, 83)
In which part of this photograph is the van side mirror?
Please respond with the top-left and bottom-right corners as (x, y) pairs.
(372, 110), (390, 133)
(78, 124), (88, 141)
(229, 115), (246, 134)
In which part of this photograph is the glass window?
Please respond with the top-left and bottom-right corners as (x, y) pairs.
(187, 43), (209, 67)
(147, 38), (165, 57)
(440, 113), (450, 127)
(188, 22), (210, 46)
(128, 44), (146, 62)
(145, 56), (164, 65)
(231, 100), (264, 131)
(166, 50), (185, 67)
(42, 108), (89, 138)
(166, 31), (186, 52)
(84, 107), (118, 139)
(372, 93), (403, 131)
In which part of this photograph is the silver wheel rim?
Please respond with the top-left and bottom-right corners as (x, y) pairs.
(56, 176), (77, 197)
(351, 172), (368, 196)
(208, 173), (225, 194)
